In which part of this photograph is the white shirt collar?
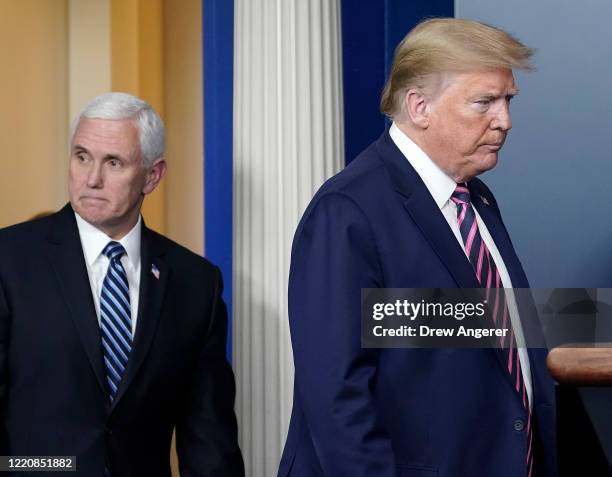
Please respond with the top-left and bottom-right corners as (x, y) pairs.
(389, 122), (458, 210)
(74, 212), (142, 268)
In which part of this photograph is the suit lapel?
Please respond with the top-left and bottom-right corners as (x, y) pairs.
(46, 205), (108, 401)
(375, 130), (480, 289)
(469, 184), (529, 289)
(402, 187), (481, 288)
(111, 226), (169, 410)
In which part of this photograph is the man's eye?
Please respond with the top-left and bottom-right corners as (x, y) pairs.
(108, 159), (121, 167)
(476, 99), (491, 106)
(76, 153), (87, 162)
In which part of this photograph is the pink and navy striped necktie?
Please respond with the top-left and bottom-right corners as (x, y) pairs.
(451, 183), (534, 477)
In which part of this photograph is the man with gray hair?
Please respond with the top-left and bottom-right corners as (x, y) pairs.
(0, 92), (244, 476)
(280, 18), (556, 477)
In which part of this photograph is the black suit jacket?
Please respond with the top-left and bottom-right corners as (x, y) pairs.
(0, 204), (244, 476)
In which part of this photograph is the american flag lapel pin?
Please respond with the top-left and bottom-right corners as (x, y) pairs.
(480, 195), (490, 206)
(151, 263), (160, 280)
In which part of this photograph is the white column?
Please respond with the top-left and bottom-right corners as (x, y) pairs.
(233, 0), (344, 475)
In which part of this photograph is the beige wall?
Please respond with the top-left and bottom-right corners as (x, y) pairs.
(163, 0), (204, 254)
(0, 0), (68, 226)
(0, 0), (204, 254)
(111, 0), (166, 235)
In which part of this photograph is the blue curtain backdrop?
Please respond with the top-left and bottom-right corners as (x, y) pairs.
(203, 0), (234, 362)
(341, 0), (454, 164)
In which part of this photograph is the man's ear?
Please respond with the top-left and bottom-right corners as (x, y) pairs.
(403, 88), (431, 129)
(143, 160), (167, 195)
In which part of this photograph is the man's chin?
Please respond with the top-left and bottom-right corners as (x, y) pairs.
(73, 203), (110, 226)
(476, 153), (499, 175)
(452, 153), (499, 182)
(79, 215), (108, 228)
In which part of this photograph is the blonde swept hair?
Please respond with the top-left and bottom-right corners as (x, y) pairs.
(380, 18), (534, 118)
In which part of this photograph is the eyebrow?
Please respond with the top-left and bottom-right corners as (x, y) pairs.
(72, 145), (125, 161)
(473, 89), (519, 100)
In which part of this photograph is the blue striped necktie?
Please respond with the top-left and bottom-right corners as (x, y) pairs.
(100, 241), (132, 402)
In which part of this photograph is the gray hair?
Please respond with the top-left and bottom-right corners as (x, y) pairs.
(69, 92), (165, 168)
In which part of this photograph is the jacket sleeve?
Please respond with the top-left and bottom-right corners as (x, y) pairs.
(288, 192), (398, 476)
(176, 266), (245, 477)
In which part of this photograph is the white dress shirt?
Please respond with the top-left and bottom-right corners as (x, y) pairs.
(390, 122), (532, 407)
(74, 212), (142, 337)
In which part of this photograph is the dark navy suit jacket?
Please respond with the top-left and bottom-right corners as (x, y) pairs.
(279, 130), (556, 477)
(0, 204), (244, 476)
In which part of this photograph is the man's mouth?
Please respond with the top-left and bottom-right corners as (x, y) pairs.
(81, 196), (107, 202)
(480, 144), (502, 151)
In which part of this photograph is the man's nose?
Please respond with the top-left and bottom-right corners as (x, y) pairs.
(491, 103), (512, 131)
(86, 162), (104, 188)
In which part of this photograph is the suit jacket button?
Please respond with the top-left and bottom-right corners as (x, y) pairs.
(513, 419), (525, 432)
(105, 427), (113, 436)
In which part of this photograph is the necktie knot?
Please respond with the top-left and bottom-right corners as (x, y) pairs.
(102, 241), (126, 261)
(450, 184), (471, 206)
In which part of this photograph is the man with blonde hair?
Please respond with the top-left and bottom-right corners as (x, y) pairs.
(280, 18), (556, 477)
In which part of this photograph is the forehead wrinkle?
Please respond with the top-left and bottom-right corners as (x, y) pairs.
(73, 121), (140, 161)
